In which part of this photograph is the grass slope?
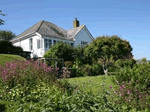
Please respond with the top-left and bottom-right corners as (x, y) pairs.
(0, 54), (25, 65)
(64, 75), (115, 94)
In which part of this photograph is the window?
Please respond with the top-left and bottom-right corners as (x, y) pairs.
(53, 40), (56, 45)
(44, 39), (52, 48)
(29, 38), (33, 50)
(70, 43), (74, 47)
(81, 41), (88, 46)
(37, 39), (41, 49)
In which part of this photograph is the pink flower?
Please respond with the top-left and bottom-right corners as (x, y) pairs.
(127, 90), (130, 94)
(109, 85), (112, 89)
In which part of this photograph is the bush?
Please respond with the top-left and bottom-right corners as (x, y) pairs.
(0, 60), (58, 89)
(115, 59), (136, 68)
(44, 41), (75, 62)
(0, 60), (72, 104)
(110, 62), (150, 110)
(64, 61), (73, 68)
(0, 40), (23, 54)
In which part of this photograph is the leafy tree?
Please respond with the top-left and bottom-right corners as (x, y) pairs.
(141, 57), (147, 63)
(84, 35), (133, 75)
(0, 30), (16, 41)
(44, 41), (75, 63)
(0, 40), (23, 53)
(0, 10), (6, 25)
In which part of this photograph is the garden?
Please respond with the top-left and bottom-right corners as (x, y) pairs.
(0, 35), (150, 111)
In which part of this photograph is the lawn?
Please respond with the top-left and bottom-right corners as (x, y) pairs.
(0, 54), (25, 65)
(64, 75), (115, 95)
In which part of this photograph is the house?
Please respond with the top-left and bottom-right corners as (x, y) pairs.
(10, 18), (94, 58)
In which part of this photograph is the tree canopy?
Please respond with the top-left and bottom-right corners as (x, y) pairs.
(0, 10), (6, 25)
(0, 40), (23, 54)
(0, 30), (16, 41)
(84, 35), (133, 75)
(44, 41), (75, 62)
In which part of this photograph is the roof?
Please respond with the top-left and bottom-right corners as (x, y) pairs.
(11, 20), (86, 42)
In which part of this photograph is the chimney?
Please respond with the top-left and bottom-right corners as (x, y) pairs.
(73, 18), (79, 28)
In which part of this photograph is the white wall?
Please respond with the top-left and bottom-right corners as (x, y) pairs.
(74, 27), (93, 46)
(13, 41), (20, 47)
(13, 33), (44, 58)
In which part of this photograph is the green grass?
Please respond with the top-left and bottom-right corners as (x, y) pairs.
(64, 75), (115, 95)
(0, 54), (25, 65)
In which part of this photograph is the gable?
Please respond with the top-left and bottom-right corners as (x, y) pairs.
(75, 26), (93, 42)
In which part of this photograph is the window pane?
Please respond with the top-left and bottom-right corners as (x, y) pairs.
(41, 39), (43, 48)
(71, 43), (74, 47)
(53, 40), (56, 45)
(45, 39), (48, 48)
(29, 38), (33, 50)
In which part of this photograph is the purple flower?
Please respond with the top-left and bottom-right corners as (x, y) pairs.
(127, 90), (130, 94)
(109, 85), (112, 89)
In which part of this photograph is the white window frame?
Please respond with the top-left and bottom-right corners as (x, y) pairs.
(37, 39), (41, 49)
(37, 39), (43, 49)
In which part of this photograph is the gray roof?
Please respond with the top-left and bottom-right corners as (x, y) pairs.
(12, 20), (85, 42)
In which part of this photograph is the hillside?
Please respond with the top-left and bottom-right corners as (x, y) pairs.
(0, 54), (25, 65)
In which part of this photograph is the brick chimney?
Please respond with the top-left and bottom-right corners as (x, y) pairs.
(73, 18), (79, 28)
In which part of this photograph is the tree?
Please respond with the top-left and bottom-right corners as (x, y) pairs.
(44, 41), (75, 63)
(0, 30), (16, 41)
(0, 10), (6, 25)
(84, 35), (133, 75)
(0, 40), (23, 53)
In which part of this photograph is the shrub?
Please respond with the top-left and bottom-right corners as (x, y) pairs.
(115, 59), (136, 68)
(44, 41), (75, 62)
(114, 63), (150, 89)
(109, 82), (150, 110)
(0, 60), (59, 89)
(0, 40), (23, 54)
(64, 61), (73, 68)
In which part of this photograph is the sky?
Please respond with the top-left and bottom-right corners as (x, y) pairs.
(0, 0), (150, 60)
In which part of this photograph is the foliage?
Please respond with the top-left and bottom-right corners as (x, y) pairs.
(84, 35), (133, 75)
(0, 30), (16, 41)
(0, 40), (23, 54)
(113, 63), (150, 89)
(44, 41), (75, 63)
(115, 59), (136, 68)
(0, 10), (6, 25)
(74, 45), (92, 65)
(109, 81), (150, 110)
(0, 60), (59, 89)
(64, 61), (73, 68)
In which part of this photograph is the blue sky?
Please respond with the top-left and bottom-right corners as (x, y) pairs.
(0, 0), (150, 60)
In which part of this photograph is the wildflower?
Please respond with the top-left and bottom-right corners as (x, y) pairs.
(127, 90), (130, 94)
(109, 85), (112, 89)
(116, 81), (119, 85)
(119, 85), (123, 90)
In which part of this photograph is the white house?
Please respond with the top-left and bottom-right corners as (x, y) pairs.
(11, 18), (94, 58)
